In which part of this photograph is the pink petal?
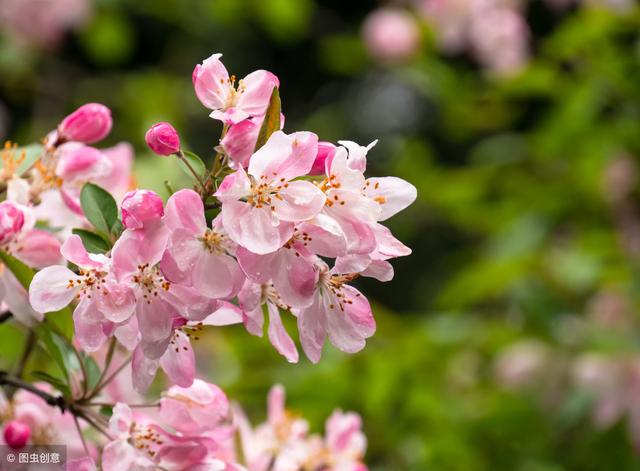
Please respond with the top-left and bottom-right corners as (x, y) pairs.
(214, 168), (251, 202)
(271, 248), (316, 308)
(131, 347), (159, 393)
(136, 298), (174, 359)
(236, 246), (278, 284)
(297, 214), (347, 258)
(15, 229), (63, 268)
(160, 330), (195, 388)
(248, 131), (318, 181)
(267, 384), (286, 424)
(267, 303), (299, 363)
(272, 180), (326, 222)
(202, 301), (244, 326)
(29, 265), (79, 313)
(221, 201), (293, 255)
(236, 69), (279, 117)
(362, 176), (416, 221)
(296, 292), (327, 364)
(61, 234), (106, 269)
(192, 252), (242, 299)
(97, 279), (136, 323)
(324, 286), (375, 354)
(164, 189), (206, 233)
(362, 259), (394, 282)
(74, 298), (108, 352)
(165, 228), (203, 276)
(96, 142), (134, 195)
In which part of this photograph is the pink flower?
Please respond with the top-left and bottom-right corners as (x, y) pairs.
(235, 385), (311, 471)
(193, 53), (280, 124)
(162, 189), (244, 299)
(121, 189), (165, 230)
(0, 201), (25, 243)
(220, 113), (285, 169)
(3, 420), (30, 450)
(102, 402), (224, 471)
(58, 103), (112, 144)
(362, 8), (421, 62)
(323, 410), (368, 470)
(215, 131), (326, 254)
(160, 380), (230, 434)
(29, 235), (135, 351)
(145, 122), (181, 156)
(96, 142), (134, 198)
(294, 260), (375, 363)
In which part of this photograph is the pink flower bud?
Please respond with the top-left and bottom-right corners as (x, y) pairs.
(145, 122), (181, 156)
(3, 420), (30, 450)
(0, 201), (25, 243)
(58, 103), (113, 144)
(121, 190), (164, 230)
(362, 8), (420, 62)
(309, 141), (337, 176)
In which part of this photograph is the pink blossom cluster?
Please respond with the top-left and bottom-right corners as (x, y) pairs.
(24, 53), (415, 392)
(362, 0), (633, 75)
(0, 52), (413, 468)
(0, 380), (368, 471)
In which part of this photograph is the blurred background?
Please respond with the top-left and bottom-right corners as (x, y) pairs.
(1, 0), (640, 469)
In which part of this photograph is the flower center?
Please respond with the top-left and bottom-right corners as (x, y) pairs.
(199, 229), (229, 255)
(131, 424), (163, 459)
(132, 264), (170, 304)
(319, 272), (360, 312)
(67, 269), (108, 300)
(247, 175), (288, 211)
(317, 174), (345, 207)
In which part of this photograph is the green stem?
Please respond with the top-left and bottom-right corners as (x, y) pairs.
(177, 150), (207, 190)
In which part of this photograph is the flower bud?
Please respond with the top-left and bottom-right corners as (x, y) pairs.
(58, 103), (113, 144)
(121, 190), (164, 230)
(309, 141), (337, 176)
(3, 420), (30, 450)
(145, 122), (181, 156)
(0, 201), (25, 243)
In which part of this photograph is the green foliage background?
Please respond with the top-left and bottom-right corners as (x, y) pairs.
(2, 0), (640, 469)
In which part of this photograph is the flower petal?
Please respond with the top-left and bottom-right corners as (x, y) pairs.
(267, 303), (298, 363)
(29, 265), (79, 313)
(164, 189), (207, 233)
(160, 330), (195, 388)
(363, 176), (417, 221)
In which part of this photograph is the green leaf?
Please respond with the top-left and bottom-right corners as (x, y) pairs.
(80, 183), (118, 234)
(31, 371), (71, 398)
(254, 87), (281, 152)
(82, 354), (101, 390)
(110, 219), (124, 238)
(34, 324), (70, 381)
(177, 150), (206, 181)
(72, 228), (111, 254)
(99, 405), (114, 417)
(0, 250), (34, 290)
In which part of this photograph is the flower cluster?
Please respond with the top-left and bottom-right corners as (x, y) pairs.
(24, 53), (415, 392)
(362, 0), (633, 75)
(0, 51), (414, 468)
(0, 379), (367, 471)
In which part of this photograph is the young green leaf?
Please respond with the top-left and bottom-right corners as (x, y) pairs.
(14, 144), (43, 176)
(177, 150), (207, 181)
(80, 182), (118, 234)
(72, 228), (111, 254)
(254, 87), (281, 152)
(82, 354), (102, 390)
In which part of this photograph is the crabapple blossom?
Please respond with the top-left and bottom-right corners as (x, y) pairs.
(145, 122), (181, 156)
(220, 113), (285, 169)
(193, 53), (280, 124)
(216, 130), (326, 254)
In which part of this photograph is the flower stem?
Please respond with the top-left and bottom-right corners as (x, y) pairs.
(177, 150), (207, 190)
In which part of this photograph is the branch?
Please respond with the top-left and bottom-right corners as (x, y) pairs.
(0, 371), (67, 413)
